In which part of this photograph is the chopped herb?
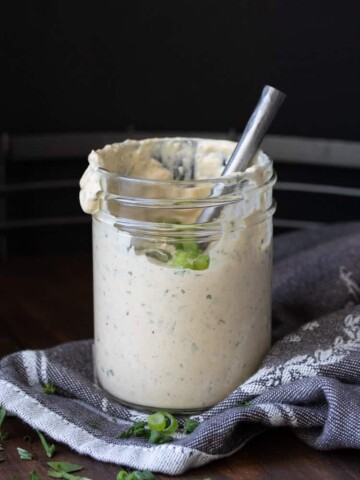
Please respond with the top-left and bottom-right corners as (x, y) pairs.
(47, 472), (62, 479)
(147, 412), (178, 435)
(119, 412), (179, 444)
(17, 447), (33, 460)
(0, 407), (6, 427)
(37, 431), (56, 458)
(206, 294), (212, 299)
(148, 430), (173, 445)
(0, 444), (3, 451)
(0, 455), (5, 462)
(87, 421), (100, 429)
(172, 246), (210, 271)
(238, 401), (252, 407)
(30, 472), (41, 480)
(48, 462), (83, 473)
(118, 421), (149, 440)
(116, 470), (156, 480)
(48, 471), (92, 480)
(183, 419), (200, 434)
(191, 342), (199, 353)
(0, 407), (8, 441)
(161, 413), (178, 435)
(43, 383), (56, 394)
(117, 411), (206, 446)
(116, 472), (128, 480)
(47, 462), (92, 480)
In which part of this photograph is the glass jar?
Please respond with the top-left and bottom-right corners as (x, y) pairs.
(82, 138), (276, 413)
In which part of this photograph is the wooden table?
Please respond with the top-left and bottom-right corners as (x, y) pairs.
(1, 254), (359, 480)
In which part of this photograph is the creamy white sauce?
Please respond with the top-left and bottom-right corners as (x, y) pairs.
(80, 138), (274, 411)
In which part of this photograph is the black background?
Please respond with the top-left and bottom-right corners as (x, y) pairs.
(2, 0), (360, 140)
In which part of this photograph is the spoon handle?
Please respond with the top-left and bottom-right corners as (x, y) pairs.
(196, 85), (286, 225)
(223, 85), (286, 175)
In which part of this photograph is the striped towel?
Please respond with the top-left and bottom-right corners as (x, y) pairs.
(1, 222), (360, 474)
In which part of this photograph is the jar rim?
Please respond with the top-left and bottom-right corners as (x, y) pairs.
(91, 136), (271, 190)
(80, 138), (275, 216)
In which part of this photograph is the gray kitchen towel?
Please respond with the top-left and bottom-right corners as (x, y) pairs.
(1, 222), (360, 474)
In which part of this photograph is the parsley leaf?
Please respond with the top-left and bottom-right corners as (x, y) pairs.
(0, 454), (5, 462)
(47, 462), (83, 473)
(0, 407), (9, 441)
(43, 383), (56, 394)
(183, 419), (199, 434)
(116, 472), (128, 480)
(148, 430), (173, 444)
(47, 472), (63, 479)
(119, 415), (176, 444)
(0, 407), (6, 427)
(37, 431), (56, 458)
(116, 470), (156, 480)
(17, 447), (33, 460)
(86, 421), (100, 430)
(48, 472), (92, 480)
(30, 471), (41, 480)
(118, 421), (149, 440)
(47, 462), (92, 480)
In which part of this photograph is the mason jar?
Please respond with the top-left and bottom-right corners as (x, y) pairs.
(80, 137), (276, 413)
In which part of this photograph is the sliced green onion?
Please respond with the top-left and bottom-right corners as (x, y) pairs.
(162, 412), (178, 435)
(147, 413), (166, 432)
(192, 254), (210, 270)
(47, 462), (83, 473)
(29, 472), (41, 480)
(182, 241), (200, 254)
(116, 471), (129, 480)
(171, 239), (210, 271)
(17, 447), (33, 460)
(147, 412), (178, 435)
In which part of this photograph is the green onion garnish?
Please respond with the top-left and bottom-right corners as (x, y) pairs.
(116, 470), (156, 480)
(147, 412), (178, 435)
(17, 447), (33, 460)
(37, 431), (56, 458)
(183, 418), (200, 434)
(147, 413), (166, 432)
(172, 241), (210, 271)
(43, 383), (56, 394)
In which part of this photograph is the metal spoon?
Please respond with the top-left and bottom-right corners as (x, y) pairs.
(197, 85), (286, 223)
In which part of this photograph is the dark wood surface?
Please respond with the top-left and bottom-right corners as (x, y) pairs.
(0, 253), (359, 480)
